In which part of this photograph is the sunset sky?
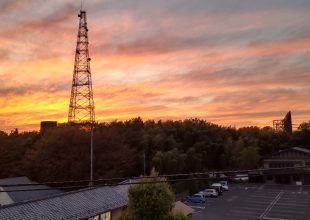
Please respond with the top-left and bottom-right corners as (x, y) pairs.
(0, 0), (310, 132)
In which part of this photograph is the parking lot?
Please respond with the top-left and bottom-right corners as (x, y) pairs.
(186, 184), (310, 220)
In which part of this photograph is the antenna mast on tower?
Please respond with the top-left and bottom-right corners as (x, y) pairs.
(68, 9), (95, 124)
(68, 8), (96, 185)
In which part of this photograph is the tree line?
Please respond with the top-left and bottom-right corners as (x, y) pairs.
(0, 118), (309, 183)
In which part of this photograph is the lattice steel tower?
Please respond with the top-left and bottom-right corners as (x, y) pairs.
(68, 10), (95, 124)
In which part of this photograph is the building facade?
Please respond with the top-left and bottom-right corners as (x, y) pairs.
(262, 147), (310, 184)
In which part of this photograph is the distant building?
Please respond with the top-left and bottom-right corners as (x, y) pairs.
(40, 121), (57, 134)
(0, 176), (60, 206)
(261, 147), (310, 184)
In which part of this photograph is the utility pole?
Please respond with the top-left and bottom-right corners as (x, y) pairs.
(143, 151), (146, 176)
(90, 123), (94, 186)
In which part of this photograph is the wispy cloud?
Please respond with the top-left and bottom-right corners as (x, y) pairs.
(0, 0), (310, 131)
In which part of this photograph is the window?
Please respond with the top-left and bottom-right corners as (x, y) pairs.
(88, 211), (111, 220)
(101, 212), (111, 220)
(88, 216), (99, 220)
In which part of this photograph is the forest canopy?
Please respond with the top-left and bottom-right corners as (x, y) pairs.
(0, 118), (309, 183)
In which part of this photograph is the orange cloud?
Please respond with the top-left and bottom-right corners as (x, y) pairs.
(1, 0), (310, 132)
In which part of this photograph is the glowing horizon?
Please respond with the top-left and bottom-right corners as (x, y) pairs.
(0, 0), (310, 132)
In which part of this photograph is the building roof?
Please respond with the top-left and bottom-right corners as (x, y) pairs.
(112, 179), (137, 199)
(292, 147), (310, 154)
(0, 185), (127, 220)
(0, 176), (61, 203)
(263, 147), (310, 160)
(173, 201), (194, 216)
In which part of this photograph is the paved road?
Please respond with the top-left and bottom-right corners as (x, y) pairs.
(186, 184), (310, 220)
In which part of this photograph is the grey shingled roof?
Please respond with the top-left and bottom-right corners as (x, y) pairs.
(0, 186), (128, 220)
(112, 179), (137, 199)
(0, 177), (61, 203)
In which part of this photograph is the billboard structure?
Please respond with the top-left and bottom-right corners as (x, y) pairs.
(273, 111), (293, 134)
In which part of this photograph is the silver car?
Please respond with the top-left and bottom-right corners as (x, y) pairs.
(219, 181), (229, 191)
(204, 188), (219, 197)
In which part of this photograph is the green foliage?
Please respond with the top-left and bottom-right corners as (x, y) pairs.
(165, 212), (188, 220)
(220, 137), (260, 170)
(25, 126), (90, 181)
(152, 148), (186, 174)
(120, 170), (186, 220)
(0, 130), (40, 177)
(298, 121), (310, 131)
(238, 146), (260, 169)
(0, 118), (309, 183)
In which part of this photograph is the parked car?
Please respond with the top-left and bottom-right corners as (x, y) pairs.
(219, 181), (229, 191)
(209, 173), (228, 179)
(219, 174), (228, 178)
(232, 174), (249, 183)
(204, 188), (219, 197)
(197, 191), (208, 198)
(210, 183), (224, 195)
(187, 193), (207, 203)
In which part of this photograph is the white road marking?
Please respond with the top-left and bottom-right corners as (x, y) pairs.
(245, 187), (257, 190)
(227, 195), (238, 202)
(230, 211), (259, 219)
(260, 191), (281, 193)
(278, 198), (309, 202)
(250, 201), (276, 205)
(282, 194), (309, 197)
(280, 199), (309, 202)
(239, 206), (266, 211)
(262, 217), (293, 220)
(251, 195), (277, 198)
(198, 185), (310, 220)
(267, 209), (305, 214)
(274, 202), (308, 207)
(188, 205), (205, 209)
(280, 195), (309, 199)
(259, 191), (284, 219)
(232, 209), (261, 214)
(259, 184), (265, 190)
(245, 203), (270, 208)
(261, 191), (282, 194)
